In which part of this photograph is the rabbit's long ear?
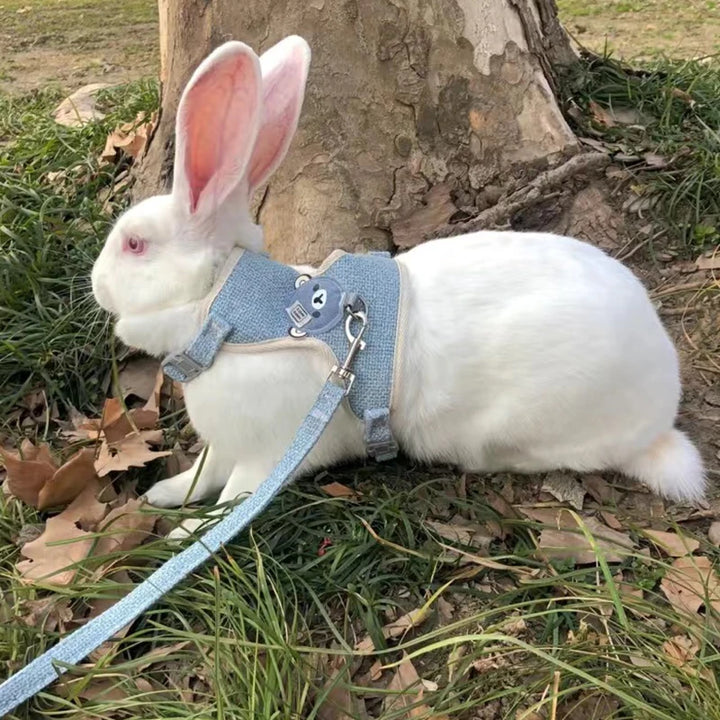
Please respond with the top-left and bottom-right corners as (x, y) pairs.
(172, 41), (262, 218)
(246, 36), (311, 195)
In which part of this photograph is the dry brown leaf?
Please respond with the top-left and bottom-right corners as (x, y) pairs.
(558, 692), (620, 720)
(436, 596), (454, 624)
(37, 448), (97, 510)
(165, 447), (194, 477)
(599, 510), (623, 531)
(57, 674), (150, 703)
(320, 482), (359, 499)
(660, 556), (720, 616)
(383, 654), (448, 718)
(582, 475), (618, 505)
(486, 488), (519, 519)
(0, 443), (56, 506)
(135, 640), (191, 672)
(708, 521), (720, 546)
(17, 516), (94, 585)
(84, 570), (135, 663)
(60, 478), (110, 529)
(99, 397), (159, 445)
(662, 635), (699, 668)
(355, 605), (431, 652)
(644, 529), (700, 557)
(317, 656), (368, 720)
(100, 111), (158, 165)
(118, 357), (162, 401)
(589, 100), (615, 127)
(53, 83), (112, 126)
(541, 473), (586, 510)
(519, 507), (634, 564)
(696, 248), (720, 271)
(19, 596), (73, 633)
(425, 518), (493, 550)
(94, 499), (157, 556)
(94, 433), (171, 477)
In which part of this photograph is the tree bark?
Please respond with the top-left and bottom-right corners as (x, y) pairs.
(137, 0), (580, 264)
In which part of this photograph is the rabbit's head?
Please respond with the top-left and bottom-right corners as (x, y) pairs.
(92, 36), (310, 324)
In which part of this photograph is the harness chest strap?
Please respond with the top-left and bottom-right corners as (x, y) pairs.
(162, 248), (402, 461)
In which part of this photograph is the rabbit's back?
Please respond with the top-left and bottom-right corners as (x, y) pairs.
(392, 231), (680, 473)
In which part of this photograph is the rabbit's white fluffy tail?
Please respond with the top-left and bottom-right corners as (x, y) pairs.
(621, 429), (705, 502)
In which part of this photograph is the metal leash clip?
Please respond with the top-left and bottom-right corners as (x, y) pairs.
(329, 306), (368, 394)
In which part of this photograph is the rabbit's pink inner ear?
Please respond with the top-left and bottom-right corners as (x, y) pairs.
(177, 48), (260, 216)
(247, 39), (310, 195)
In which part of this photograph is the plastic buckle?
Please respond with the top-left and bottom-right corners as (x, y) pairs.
(162, 352), (205, 382)
(367, 439), (399, 462)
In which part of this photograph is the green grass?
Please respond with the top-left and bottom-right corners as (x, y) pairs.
(559, 53), (720, 250)
(0, 15), (719, 720)
(0, 81), (159, 422)
(4, 471), (720, 719)
(558, 0), (720, 59)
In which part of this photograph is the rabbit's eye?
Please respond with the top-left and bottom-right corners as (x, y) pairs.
(123, 236), (146, 255)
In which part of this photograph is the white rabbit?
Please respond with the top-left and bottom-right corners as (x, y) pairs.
(91, 36), (705, 537)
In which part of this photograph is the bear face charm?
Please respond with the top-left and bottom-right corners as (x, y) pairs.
(286, 275), (346, 335)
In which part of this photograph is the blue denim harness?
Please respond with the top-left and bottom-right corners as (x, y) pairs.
(161, 248), (401, 461)
(0, 247), (403, 715)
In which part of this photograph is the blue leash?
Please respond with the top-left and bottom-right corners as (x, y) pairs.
(0, 378), (348, 716)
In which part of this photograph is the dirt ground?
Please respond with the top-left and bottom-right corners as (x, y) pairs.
(558, 0), (720, 60)
(0, 0), (158, 93)
(0, 0), (718, 95)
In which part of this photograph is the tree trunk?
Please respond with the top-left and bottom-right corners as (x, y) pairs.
(137, 0), (581, 264)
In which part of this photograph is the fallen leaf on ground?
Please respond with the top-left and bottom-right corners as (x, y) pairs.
(356, 605), (431, 653)
(589, 100), (615, 127)
(599, 510), (623, 531)
(643, 529), (700, 557)
(1, 443), (98, 510)
(447, 644), (467, 683)
(485, 489), (520, 519)
(94, 433), (171, 477)
(383, 654), (448, 719)
(17, 516), (94, 585)
(165, 447), (194, 477)
(317, 656), (368, 720)
(37, 448), (97, 510)
(19, 597), (73, 633)
(661, 556), (720, 616)
(84, 570), (135, 663)
(708, 522), (720, 546)
(53, 83), (112, 126)
(519, 507), (634, 564)
(541, 473), (586, 510)
(135, 641), (191, 671)
(94, 499), (157, 556)
(99, 397), (159, 445)
(662, 635), (699, 667)
(582, 475), (618, 505)
(0, 442), (56, 506)
(425, 518), (493, 550)
(118, 357), (162, 401)
(558, 692), (620, 720)
(100, 111), (158, 165)
(436, 596), (454, 624)
(696, 249), (720, 271)
(320, 482), (359, 499)
(60, 478), (110, 529)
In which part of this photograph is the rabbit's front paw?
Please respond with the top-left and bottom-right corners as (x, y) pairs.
(166, 518), (206, 542)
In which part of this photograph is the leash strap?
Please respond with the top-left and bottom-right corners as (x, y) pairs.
(0, 380), (347, 717)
